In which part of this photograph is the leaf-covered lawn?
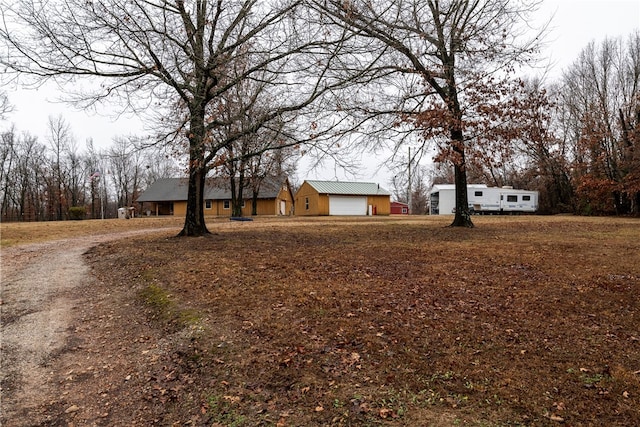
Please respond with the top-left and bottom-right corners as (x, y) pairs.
(86, 216), (640, 426)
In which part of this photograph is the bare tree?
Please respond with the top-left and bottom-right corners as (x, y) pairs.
(0, 126), (18, 219)
(0, 130), (47, 221)
(558, 32), (640, 214)
(313, 0), (545, 226)
(140, 149), (180, 190)
(84, 139), (106, 219)
(2, 0), (360, 235)
(65, 138), (88, 211)
(0, 91), (12, 120)
(509, 79), (574, 213)
(108, 136), (144, 211)
(410, 168), (431, 215)
(204, 57), (301, 217)
(246, 133), (298, 216)
(46, 115), (74, 220)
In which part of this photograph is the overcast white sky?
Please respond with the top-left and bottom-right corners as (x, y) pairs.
(2, 0), (639, 185)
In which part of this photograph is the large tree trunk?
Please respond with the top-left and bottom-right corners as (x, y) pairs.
(179, 104), (210, 236)
(251, 190), (259, 216)
(179, 165), (209, 236)
(449, 129), (474, 228)
(231, 161), (246, 217)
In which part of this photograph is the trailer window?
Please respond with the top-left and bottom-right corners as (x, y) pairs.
(507, 195), (517, 202)
(522, 195), (531, 201)
(474, 191), (483, 197)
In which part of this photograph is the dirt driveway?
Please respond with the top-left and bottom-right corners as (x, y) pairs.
(0, 229), (178, 426)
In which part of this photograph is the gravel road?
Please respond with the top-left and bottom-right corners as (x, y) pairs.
(0, 230), (176, 426)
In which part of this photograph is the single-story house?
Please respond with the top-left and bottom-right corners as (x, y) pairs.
(136, 176), (294, 217)
(294, 180), (391, 216)
(390, 201), (409, 215)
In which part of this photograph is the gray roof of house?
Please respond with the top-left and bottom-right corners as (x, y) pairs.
(136, 177), (286, 202)
(305, 180), (390, 196)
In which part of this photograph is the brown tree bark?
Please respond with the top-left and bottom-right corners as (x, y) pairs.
(450, 129), (473, 227)
(179, 102), (210, 236)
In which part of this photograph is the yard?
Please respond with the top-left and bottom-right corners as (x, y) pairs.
(3, 215), (639, 425)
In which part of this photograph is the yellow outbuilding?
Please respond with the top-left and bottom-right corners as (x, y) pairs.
(294, 180), (390, 216)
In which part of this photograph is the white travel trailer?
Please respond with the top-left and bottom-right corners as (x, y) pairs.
(429, 184), (539, 215)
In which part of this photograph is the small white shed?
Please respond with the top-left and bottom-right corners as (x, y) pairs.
(117, 207), (135, 219)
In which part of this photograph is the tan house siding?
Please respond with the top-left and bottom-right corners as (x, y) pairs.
(294, 181), (326, 215)
(367, 195), (391, 215)
(206, 186), (293, 216)
(173, 202), (187, 216)
(319, 195), (330, 215)
(276, 187), (295, 215)
(207, 199), (286, 217)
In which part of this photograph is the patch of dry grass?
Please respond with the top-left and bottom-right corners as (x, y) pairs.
(83, 215), (640, 426)
(0, 216), (186, 247)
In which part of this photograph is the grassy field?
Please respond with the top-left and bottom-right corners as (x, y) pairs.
(4, 215), (640, 425)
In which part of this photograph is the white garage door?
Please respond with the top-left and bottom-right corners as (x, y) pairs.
(329, 196), (367, 215)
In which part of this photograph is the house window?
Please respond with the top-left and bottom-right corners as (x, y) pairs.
(305, 197), (309, 210)
(507, 195), (518, 202)
(223, 200), (244, 209)
(474, 191), (483, 197)
(205, 200), (212, 209)
(522, 195), (531, 201)
(402, 207), (408, 214)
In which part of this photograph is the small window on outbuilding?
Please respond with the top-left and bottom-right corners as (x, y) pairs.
(523, 195), (531, 201)
(507, 195), (517, 202)
(474, 191), (483, 197)
(205, 200), (212, 209)
(305, 197), (309, 210)
(223, 200), (230, 209)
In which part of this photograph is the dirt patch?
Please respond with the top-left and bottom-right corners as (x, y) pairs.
(2, 216), (639, 426)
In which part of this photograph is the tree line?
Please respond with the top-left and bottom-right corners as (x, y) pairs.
(0, 114), (178, 221)
(1, 1), (638, 230)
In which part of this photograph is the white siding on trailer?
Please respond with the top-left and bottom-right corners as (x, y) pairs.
(430, 189), (456, 215)
(469, 188), (538, 213)
(499, 191), (538, 212)
(329, 196), (367, 215)
(430, 184), (538, 214)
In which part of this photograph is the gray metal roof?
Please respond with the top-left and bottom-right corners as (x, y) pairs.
(136, 177), (287, 202)
(305, 180), (390, 196)
(136, 178), (188, 202)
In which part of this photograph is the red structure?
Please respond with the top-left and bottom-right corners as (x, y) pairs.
(390, 201), (409, 215)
